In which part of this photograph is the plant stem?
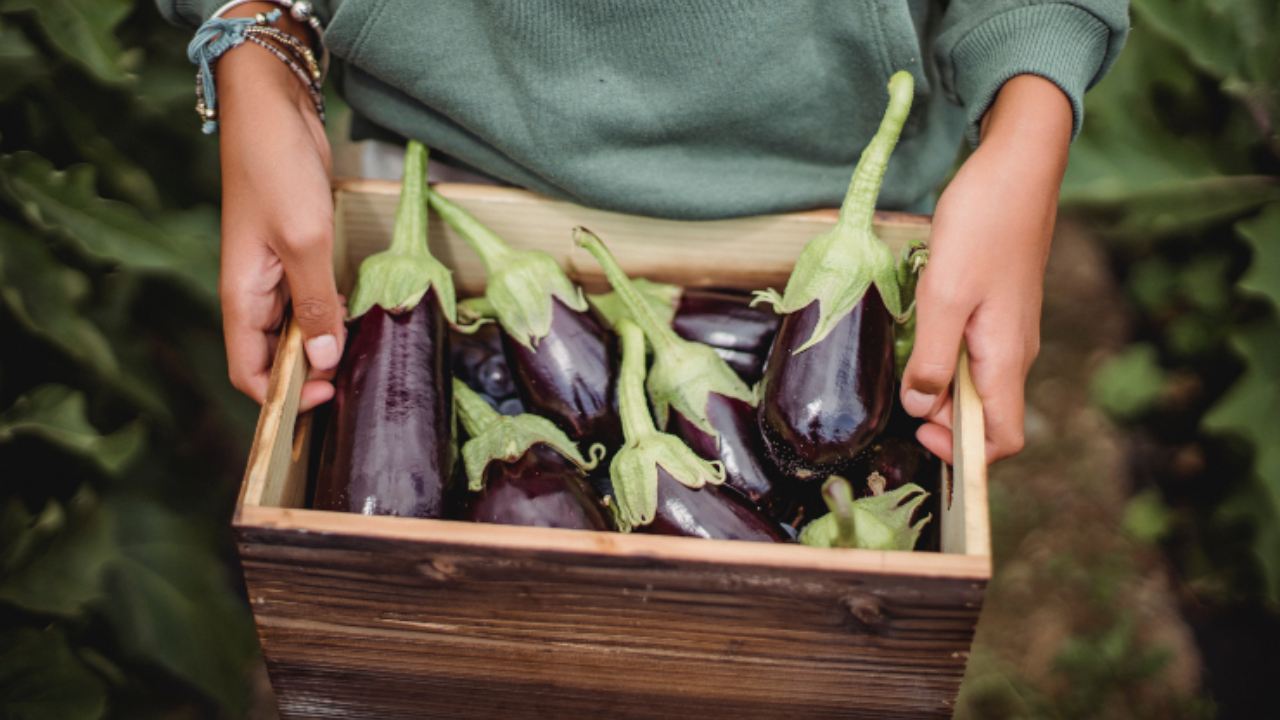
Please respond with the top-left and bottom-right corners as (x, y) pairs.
(427, 189), (512, 271)
(387, 141), (432, 259)
(837, 71), (914, 234)
(574, 228), (682, 354)
(452, 378), (500, 437)
(823, 475), (858, 548)
(616, 319), (657, 442)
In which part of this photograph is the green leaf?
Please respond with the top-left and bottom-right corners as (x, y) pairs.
(0, 151), (217, 300)
(1122, 489), (1174, 544)
(1, 0), (134, 85)
(0, 626), (108, 720)
(0, 220), (117, 374)
(0, 385), (144, 476)
(1237, 203), (1280, 310)
(0, 19), (44, 101)
(1203, 320), (1280, 603)
(1090, 344), (1167, 420)
(0, 489), (113, 617)
(0, 489), (255, 711)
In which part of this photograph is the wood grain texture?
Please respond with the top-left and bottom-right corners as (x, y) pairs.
(237, 512), (985, 719)
(237, 181), (991, 719)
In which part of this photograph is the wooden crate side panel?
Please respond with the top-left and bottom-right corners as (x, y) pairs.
(239, 524), (984, 720)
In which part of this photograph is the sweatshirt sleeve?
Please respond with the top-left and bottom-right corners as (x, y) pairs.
(933, 1), (1130, 145)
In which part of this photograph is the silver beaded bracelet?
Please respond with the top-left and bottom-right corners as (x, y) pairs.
(210, 0), (328, 82)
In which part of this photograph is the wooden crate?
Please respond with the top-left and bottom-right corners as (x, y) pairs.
(235, 180), (991, 720)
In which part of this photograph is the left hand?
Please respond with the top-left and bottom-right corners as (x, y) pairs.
(900, 75), (1073, 463)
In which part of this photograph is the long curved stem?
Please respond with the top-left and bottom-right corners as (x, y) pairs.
(452, 378), (500, 437)
(574, 228), (681, 354)
(427, 189), (512, 271)
(837, 71), (914, 234)
(616, 319), (657, 442)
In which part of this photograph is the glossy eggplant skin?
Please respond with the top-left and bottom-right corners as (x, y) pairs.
(673, 288), (780, 355)
(504, 298), (620, 447)
(313, 293), (452, 517)
(669, 393), (795, 522)
(463, 444), (611, 530)
(638, 467), (785, 542)
(757, 289), (895, 482)
(673, 290), (778, 383)
(451, 322), (524, 414)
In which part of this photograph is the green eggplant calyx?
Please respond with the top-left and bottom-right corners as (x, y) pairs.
(457, 296), (497, 322)
(349, 142), (461, 322)
(609, 320), (726, 531)
(428, 189), (587, 348)
(754, 70), (914, 352)
(576, 228), (754, 437)
(588, 278), (681, 330)
(799, 481), (931, 551)
(453, 379), (602, 492)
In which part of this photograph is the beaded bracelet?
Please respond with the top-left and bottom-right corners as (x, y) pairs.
(210, 0), (328, 81)
(189, 8), (324, 133)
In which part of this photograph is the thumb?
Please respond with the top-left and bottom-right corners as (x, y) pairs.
(901, 281), (971, 418)
(277, 232), (345, 372)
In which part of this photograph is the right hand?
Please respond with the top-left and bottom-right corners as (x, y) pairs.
(216, 19), (344, 411)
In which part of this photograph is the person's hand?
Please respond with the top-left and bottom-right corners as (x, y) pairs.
(217, 5), (344, 411)
(900, 75), (1073, 463)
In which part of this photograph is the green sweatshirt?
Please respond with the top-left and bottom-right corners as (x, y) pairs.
(162, 1), (1129, 219)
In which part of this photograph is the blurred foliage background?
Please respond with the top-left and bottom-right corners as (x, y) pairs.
(0, 0), (1276, 718)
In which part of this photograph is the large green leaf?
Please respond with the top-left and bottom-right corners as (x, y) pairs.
(0, 489), (255, 712)
(1090, 344), (1168, 420)
(1203, 320), (1280, 603)
(1237, 203), (1280, 310)
(1134, 0), (1279, 129)
(0, 0), (134, 85)
(0, 626), (108, 720)
(1062, 23), (1279, 236)
(0, 19), (44, 101)
(0, 151), (217, 299)
(0, 385), (144, 477)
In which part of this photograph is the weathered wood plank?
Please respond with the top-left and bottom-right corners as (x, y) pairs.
(238, 520), (984, 719)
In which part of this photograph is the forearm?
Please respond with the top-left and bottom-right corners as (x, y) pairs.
(978, 75), (1073, 185)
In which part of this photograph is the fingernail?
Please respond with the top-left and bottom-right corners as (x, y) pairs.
(305, 334), (340, 370)
(902, 389), (936, 417)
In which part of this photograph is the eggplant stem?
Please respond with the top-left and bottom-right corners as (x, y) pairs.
(616, 319), (658, 441)
(452, 379), (501, 438)
(836, 71), (914, 235)
(387, 141), (433, 259)
(427, 189), (512, 270)
(575, 228), (682, 354)
(822, 475), (858, 548)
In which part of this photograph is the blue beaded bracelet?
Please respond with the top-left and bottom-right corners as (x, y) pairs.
(187, 9), (282, 134)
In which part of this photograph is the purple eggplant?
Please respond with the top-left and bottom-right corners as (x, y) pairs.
(314, 141), (461, 517)
(853, 436), (941, 551)
(590, 283), (778, 384)
(754, 71), (915, 482)
(453, 379), (609, 530)
(798, 475), (930, 551)
(576, 229), (795, 522)
(427, 191), (620, 449)
(606, 319), (782, 542)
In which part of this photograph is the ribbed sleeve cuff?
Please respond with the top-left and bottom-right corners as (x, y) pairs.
(949, 4), (1111, 145)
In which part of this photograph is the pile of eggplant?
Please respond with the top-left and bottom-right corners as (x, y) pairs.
(313, 71), (941, 551)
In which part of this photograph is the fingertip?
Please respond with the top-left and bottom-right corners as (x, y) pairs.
(916, 423), (954, 465)
(304, 333), (341, 371)
(299, 380), (335, 412)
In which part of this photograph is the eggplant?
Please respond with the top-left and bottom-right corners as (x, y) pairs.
(576, 230), (795, 521)
(798, 475), (930, 551)
(590, 283), (779, 383)
(427, 191), (620, 449)
(853, 436), (941, 550)
(450, 321), (524, 414)
(606, 319), (782, 542)
(314, 142), (460, 517)
(754, 71), (916, 481)
(453, 379), (609, 530)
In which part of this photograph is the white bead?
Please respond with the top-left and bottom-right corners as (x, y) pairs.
(291, 1), (312, 20)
